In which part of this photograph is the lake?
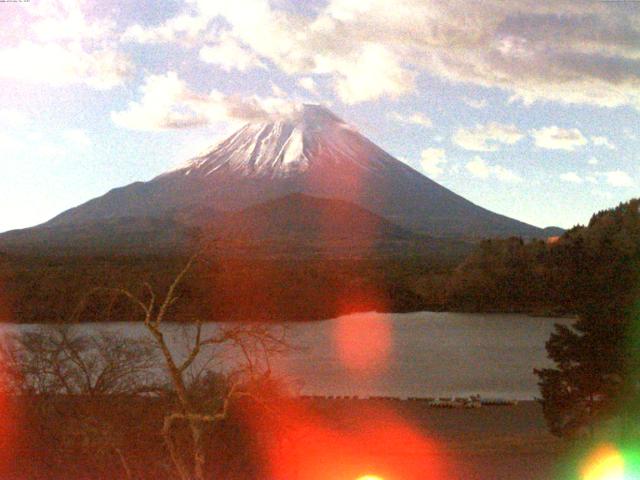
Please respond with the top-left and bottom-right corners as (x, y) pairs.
(1, 311), (571, 400)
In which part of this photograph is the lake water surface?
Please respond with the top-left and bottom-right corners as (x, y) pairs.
(3, 312), (571, 400)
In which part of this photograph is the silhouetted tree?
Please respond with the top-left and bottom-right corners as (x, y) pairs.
(535, 199), (640, 438)
(109, 255), (294, 480)
(0, 325), (163, 479)
(534, 314), (627, 437)
(1, 325), (159, 396)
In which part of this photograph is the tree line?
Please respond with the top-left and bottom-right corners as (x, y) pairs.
(0, 255), (454, 324)
(447, 199), (640, 315)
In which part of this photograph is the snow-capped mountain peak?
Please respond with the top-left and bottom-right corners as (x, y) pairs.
(176, 104), (367, 179)
(39, 104), (548, 239)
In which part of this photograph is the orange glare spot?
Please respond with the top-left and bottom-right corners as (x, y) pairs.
(256, 401), (452, 480)
(334, 313), (391, 374)
(582, 445), (625, 480)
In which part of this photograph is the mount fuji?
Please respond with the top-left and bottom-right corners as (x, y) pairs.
(1, 105), (559, 254)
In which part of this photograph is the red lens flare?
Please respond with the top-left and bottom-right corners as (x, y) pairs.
(247, 400), (454, 480)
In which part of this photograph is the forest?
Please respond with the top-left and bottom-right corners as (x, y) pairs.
(0, 254), (454, 324)
(448, 198), (640, 316)
(2, 199), (640, 323)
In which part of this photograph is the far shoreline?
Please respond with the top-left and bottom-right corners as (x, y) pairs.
(0, 309), (576, 325)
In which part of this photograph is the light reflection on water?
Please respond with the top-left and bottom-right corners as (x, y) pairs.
(0, 311), (571, 400)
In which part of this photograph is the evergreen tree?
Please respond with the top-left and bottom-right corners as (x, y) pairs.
(535, 199), (640, 438)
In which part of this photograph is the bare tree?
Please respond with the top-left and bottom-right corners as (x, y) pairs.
(1, 325), (160, 396)
(0, 325), (163, 479)
(108, 255), (294, 480)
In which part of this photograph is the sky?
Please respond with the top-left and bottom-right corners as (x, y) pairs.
(1, 0), (639, 233)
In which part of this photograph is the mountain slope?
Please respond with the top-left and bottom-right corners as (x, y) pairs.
(42, 104), (550, 239)
(0, 217), (198, 254)
(0, 194), (473, 259)
(216, 193), (411, 242)
(201, 193), (474, 258)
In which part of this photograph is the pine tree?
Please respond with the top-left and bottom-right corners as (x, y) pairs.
(535, 199), (640, 438)
(535, 315), (626, 437)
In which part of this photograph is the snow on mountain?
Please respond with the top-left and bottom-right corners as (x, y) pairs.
(168, 105), (384, 179)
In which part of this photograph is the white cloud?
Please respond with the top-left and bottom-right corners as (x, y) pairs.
(494, 166), (523, 183)
(588, 157), (599, 165)
(602, 170), (635, 187)
(531, 126), (588, 151)
(0, 1), (130, 89)
(419, 148), (446, 177)
(122, 14), (209, 45)
(297, 77), (319, 94)
(121, 0), (640, 110)
(325, 43), (416, 104)
(590, 135), (615, 149)
(453, 122), (524, 151)
(189, 1), (416, 103)
(623, 128), (638, 141)
(27, 0), (118, 42)
(462, 97), (488, 109)
(271, 83), (286, 98)
(111, 71), (301, 131)
(465, 157), (490, 178)
(559, 172), (583, 183)
(390, 111), (432, 128)
(0, 41), (130, 90)
(199, 34), (266, 71)
(28, 18), (86, 43)
(424, 3), (640, 110)
(465, 156), (522, 183)
(111, 72), (208, 131)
